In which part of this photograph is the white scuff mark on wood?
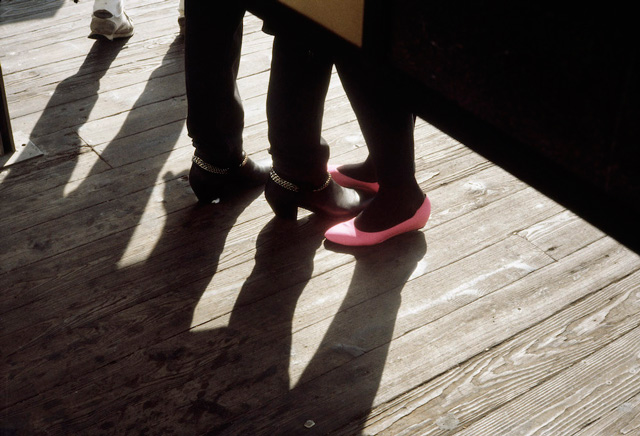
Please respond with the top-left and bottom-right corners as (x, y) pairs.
(464, 180), (487, 195)
(417, 171), (440, 185)
(435, 413), (460, 431)
(405, 259), (536, 316)
(304, 420), (315, 429)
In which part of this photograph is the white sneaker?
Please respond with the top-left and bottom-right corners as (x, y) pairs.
(89, 10), (134, 40)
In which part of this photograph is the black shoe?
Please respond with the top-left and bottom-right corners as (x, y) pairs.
(189, 152), (270, 203)
(265, 169), (371, 220)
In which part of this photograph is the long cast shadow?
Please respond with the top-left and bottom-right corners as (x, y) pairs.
(0, 39), (127, 194)
(2, 19), (427, 436)
(293, 234), (427, 435)
(0, 35), (208, 434)
(0, 0), (64, 23)
(4, 175), (426, 436)
(212, 232), (428, 435)
(104, 207), (427, 436)
(1, 176), (267, 434)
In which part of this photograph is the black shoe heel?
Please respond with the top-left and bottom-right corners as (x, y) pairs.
(265, 181), (299, 219)
(189, 164), (223, 203)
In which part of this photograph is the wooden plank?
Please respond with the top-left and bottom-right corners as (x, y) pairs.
(3, 18), (269, 148)
(0, 180), (268, 318)
(5, 30), (272, 121)
(572, 391), (640, 436)
(0, 54), (267, 202)
(0, 109), (474, 275)
(348, 268), (640, 435)
(2, 166), (556, 387)
(455, 325), (640, 435)
(0, 149), (190, 275)
(87, 79), (430, 169)
(0, 0), (69, 29)
(0, 155), (522, 341)
(0, 139), (110, 202)
(0, 146), (532, 329)
(0, 114), (329, 268)
(0, 126), (187, 237)
(0, 0), (177, 39)
(0, 2), (262, 52)
(6, 37), (186, 121)
(0, 2), (181, 75)
(0, 154), (532, 350)
(1, 231), (551, 434)
(0, 125), (106, 194)
(0, 117), (348, 307)
(4, 4), (640, 436)
(12, 67), (187, 150)
(518, 209), (606, 260)
(209, 237), (637, 435)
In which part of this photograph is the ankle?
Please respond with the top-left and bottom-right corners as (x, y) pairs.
(338, 161), (377, 183)
(355, 186), (425, 232)
(271, 166), (330, 191)
(93, 0), (123, 16)
(193, 148), (246, 170)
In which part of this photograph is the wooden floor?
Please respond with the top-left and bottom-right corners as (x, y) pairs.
(2, 1), (640, 435)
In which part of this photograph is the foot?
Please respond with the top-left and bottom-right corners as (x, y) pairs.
(324, 192), (430, 246)
(89, 10), (134, 40)
(189, 153), (271, 203)
(355, 186), (425, 232)
(265, 172), (371, 220)
(336, 161), (377, 183)
(304, 179), (370, 218)
(328, 161), (379, 193)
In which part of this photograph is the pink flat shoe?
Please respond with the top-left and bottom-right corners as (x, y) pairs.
(325, 195), (431, 246)
(328, 164), (379, 193)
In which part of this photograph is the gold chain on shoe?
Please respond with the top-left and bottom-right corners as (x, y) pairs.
(314, 173), (332, 191)
(270, 170), (331, 192)
(192, 152), (249, 175)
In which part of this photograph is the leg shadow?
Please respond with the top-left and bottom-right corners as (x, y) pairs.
(295, 233), (428, 435)
(1, 172), (267, 434)
(192, 216), (328, 434)
(211, 231), (428, 435)
(1, 38), (127, 193)
(0, 0), (65, 23)
(74, 214), (329, 434)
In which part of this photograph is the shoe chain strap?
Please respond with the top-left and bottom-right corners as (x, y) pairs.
(270, 170), (331, 193)
(192, 153), (249, 175)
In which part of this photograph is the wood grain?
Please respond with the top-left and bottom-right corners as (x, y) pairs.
(2, 2), (639, 435)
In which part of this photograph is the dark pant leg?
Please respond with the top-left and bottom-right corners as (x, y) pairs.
(266, 36), (334, 187)
(184, 1), (246, 167)
(335, 51), (416, 188)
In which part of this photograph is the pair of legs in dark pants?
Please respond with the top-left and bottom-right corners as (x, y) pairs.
(184, 1), (355, 212)
(184, 1), (363, 218)
(184, 0), (335, 180)
(266, 35), (425, 233)
(185, 2), (426, 239)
